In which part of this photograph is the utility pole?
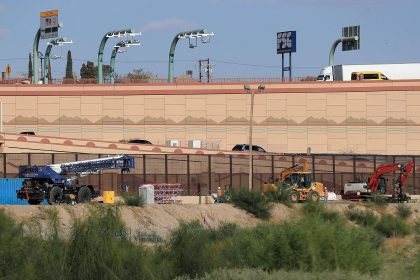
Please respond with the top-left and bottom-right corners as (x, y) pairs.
(198, 58), (210, 83)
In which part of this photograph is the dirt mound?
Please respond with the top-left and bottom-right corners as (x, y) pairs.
(1, 202), (420, 240)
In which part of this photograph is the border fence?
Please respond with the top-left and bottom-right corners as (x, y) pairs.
(0, 153), (419, 197)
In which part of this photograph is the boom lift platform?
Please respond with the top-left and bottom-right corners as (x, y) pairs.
(17, 155), (135, 205)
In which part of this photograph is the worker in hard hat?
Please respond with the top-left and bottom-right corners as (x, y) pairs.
(217, 187), (223, 203)
(323, 187), (328, 203)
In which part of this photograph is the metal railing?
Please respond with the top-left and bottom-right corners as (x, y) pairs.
(0, 153), (418, 197)
(1, 76), (317, 85)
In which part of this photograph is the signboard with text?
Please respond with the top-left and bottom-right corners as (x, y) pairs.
(342, 25), (360, 51)
(277, 31), (296, 54)
(40, 10), (59, 39)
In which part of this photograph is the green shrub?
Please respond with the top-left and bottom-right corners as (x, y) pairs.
(63, 206), (160, 280)
(375, 214), (411, 237)
(396, 204), (412, 220)
(172, 214), (383, 275)
(175, 268), (376, 280)
(168, 221), (224, 278)
(122, 193), (145, 207)
(301, 201), (341, 223)
(346, 209), (378, 227)
(267, 216), (383, 274)
(367, 195), (388, 207)
(230, 189), (272, 220)
(0, 205), (387, 280)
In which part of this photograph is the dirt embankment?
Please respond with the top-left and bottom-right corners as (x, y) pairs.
(1, 202), (420, 240)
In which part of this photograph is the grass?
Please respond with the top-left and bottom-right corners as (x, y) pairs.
(0, 203), (419, 279)
(121, 193), (145, 207)
(374, 214), (411, 238)
(174, 268), (377, 280)
(396, 204), (412, 220)
(346, 208), (378, 227)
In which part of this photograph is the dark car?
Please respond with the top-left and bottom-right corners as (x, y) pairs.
(20, 131), (35, 135)
(232, 144), (266, 153)
(127, 139), (152, 145)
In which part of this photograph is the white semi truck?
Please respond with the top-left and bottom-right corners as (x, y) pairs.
(317, 63), (420, 81)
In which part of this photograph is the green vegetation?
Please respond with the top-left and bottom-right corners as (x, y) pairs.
(346, 206), (411, 238)
(1, 204), (420, 279)
(264, 182), (292, 205)
(65, 50), (73, 79)
(175, 268), (376, 280)
(396, 204), (412, 220)
(229, 189), (272, 219)
(167, 204), (383, 277)
(375, 214), (411, 238)
(346, 208), (378, 227)
(121, 193), (145, 207)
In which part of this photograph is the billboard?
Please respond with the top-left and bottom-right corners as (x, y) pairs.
(40, 10), (59, 39)
(342, 25), (360, 51)
(277, 31), (296, 53)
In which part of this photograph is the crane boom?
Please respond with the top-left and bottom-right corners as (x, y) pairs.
(17, 154), (135, 205)
(48, 155), (135, 175)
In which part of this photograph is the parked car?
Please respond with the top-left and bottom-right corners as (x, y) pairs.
(232, 144), (266, 153)
(19, 131), (35, 135)
(127, 139), (152, 145)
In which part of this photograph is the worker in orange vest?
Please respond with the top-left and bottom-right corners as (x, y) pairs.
(323, 187), (328, 203)
(217, 187), (223, 203)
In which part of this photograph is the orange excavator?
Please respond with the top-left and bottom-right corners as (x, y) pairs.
(343, 160), (414, 202)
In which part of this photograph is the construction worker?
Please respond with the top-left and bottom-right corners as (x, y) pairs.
(300, 176), (306, 188)
(323, 187), (328, 203)
(217, 187), (223, 203)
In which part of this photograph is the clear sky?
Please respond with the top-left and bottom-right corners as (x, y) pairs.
(0, 0), (419, 79)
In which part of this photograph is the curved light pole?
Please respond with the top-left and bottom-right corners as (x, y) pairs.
(244, 84), (265, 191)
(32, 29), (41, 84)
(97, 29), (140, 84)
(168, 29), (214, 83)
(328, 35), (359, 80)
(328, 36), (359, 67)
(32, 22), (63, 84)
(110, 39), (141, 84)
(44, 37), (73, 84)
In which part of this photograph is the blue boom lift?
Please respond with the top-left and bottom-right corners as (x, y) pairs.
(16, 155), (135, 205)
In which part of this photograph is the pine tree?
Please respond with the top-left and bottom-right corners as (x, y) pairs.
(80, 63), (87, 78)
(28, 53), (33, 79)
(65, 50), (73, 79)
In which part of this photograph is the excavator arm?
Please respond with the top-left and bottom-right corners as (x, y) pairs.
(279, 162), (308, 182)
(367, 161), (413, 192)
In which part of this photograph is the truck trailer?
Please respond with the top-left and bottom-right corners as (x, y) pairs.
(317, 63), (420, 81)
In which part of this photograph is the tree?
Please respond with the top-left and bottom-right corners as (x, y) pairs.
(28, 53), (33, 79)
(79, 61), (111, 81)
(127, 68), (153, 80)
(65, 50), (73, 79)
(80, 61), (96, 79)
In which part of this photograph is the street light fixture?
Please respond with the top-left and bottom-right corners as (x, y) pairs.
(168, 29), (214, 83)
(44, 37), (73, 84)
(37, 51), (45, 83)
(244, 84), (265, 191)
(110, 39), (141, 84)
(97, 28), (141, 84)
